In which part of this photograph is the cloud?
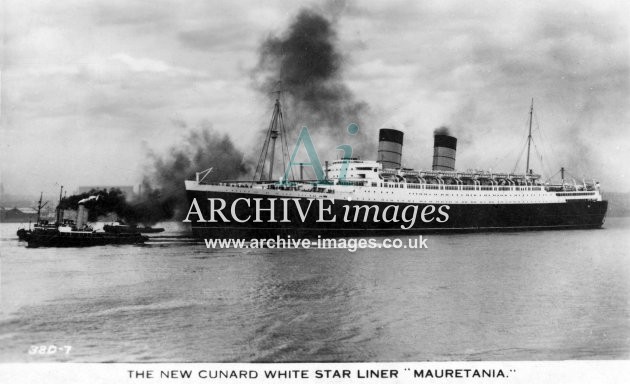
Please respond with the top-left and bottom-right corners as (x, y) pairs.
(1, 0), (629, 197)
(102, 53), (208, 77)
(178, 27), (254, 52)
(335, 1), (629, 185)
(91, 0), (175, 28)
(5, 52), (210, 126)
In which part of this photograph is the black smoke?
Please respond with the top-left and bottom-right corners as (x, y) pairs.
(134, 126), (251, 224)
(83, 126), (253, 225)
(254, 9), (373, 157)
(127, 9), (370, 225)
(434, 126), (451, 136)
(59, 189), (136, 223)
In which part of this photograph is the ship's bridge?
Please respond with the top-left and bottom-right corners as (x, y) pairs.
(326, 159), (381, 181)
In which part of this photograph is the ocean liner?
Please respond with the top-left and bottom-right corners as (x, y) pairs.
(184, 99), (607, 238)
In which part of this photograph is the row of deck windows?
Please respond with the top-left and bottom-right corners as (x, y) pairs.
(556, 192), (596, 196)
(372, 182), (543, 192)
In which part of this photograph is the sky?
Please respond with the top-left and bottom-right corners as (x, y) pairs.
(1, 0), (629, 199)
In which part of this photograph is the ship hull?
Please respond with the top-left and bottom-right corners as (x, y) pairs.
(185, 189), (608, 239)
(103, 225), (165, 234)
(16, 228), (29, 241)
(25, 230), (148, 248)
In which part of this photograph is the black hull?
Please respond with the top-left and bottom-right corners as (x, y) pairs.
(103, 225), (165, 234)
(26, 231), (148, 248)
(16, 228), (29, 241)
(138, 228), (165, 233)
(185, 189), (608, 239)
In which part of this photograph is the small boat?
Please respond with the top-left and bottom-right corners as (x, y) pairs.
(23, 187), (148, 248)
(26, 224), (147, 248)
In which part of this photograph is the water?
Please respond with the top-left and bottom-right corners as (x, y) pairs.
(1, 219), (629, 362)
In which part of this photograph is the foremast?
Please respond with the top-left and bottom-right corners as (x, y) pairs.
(525, 98), (533, 175)
(252, 96), (293, 184)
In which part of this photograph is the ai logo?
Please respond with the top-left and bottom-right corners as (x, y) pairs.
(282, 123), (359, 183)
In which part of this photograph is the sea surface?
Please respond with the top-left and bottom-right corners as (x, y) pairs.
(0, 219), (629, 362)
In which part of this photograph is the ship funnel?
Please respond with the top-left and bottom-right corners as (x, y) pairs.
(76, 204), (88, 229)
(377, 129), (404, 169)
(432, 134), (457, 171)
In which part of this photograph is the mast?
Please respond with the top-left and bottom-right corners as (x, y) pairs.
(525, 98), (533, 175)
(36, 192), (44, 222)
(35, 192), (49, 223)
(37, 192), (43, 222)
(267, 100), (280, 180)
(253, 93), (292, 184)
(56, 186), (64, 224)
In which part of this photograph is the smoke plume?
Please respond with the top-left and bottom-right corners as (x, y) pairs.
(60, 189), (136, 223)
(434, 126), (451, 136)
(135, 126), (251, 224)
(61, 126), (251, 225)
(109, 9), (372, 226)
(254, 9), (373, 158)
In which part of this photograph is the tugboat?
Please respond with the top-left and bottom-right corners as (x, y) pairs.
(17, 192), (56, 241)
(23, 188), (148, 248)
(26, 223), (148, 248)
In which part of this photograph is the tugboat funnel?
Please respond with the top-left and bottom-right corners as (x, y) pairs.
(76, 205), (88, 229)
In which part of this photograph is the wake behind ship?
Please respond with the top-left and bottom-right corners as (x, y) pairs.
(184, 99), (607, 239)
